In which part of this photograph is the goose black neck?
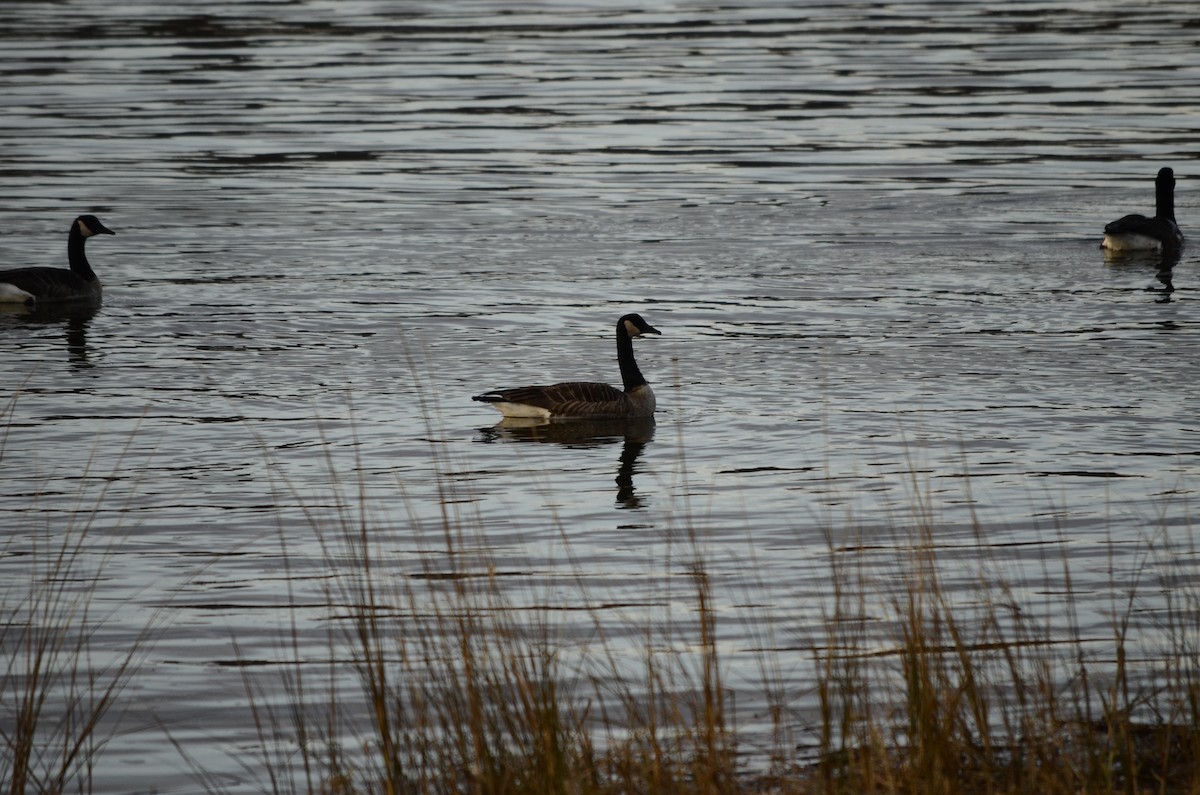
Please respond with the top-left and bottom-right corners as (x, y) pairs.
(616, 322), (647, 391)
(1156, 172), (1176, 221)
(68, 223), (97, 282)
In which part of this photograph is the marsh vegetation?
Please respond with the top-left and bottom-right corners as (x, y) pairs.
(6, 417), (1198, 795)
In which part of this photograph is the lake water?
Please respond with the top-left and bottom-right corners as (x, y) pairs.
(2, 1), (1199, 791)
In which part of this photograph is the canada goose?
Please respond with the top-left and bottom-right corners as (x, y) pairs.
(473, 313), (661, 419)
(0, 215), (115, 305)
(1102, 168), (1184, 252)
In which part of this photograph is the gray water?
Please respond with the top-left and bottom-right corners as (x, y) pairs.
(3, 1), (1200, 791)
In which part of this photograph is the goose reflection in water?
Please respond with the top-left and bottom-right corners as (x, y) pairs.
(477, 417), (656, 510)
(1103, 247), (1180, 303)
(1150, 250), (1180, 303)
(1, 301), (100, 368)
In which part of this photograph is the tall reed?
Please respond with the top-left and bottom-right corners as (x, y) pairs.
(234, 438), (1200, 795)
(215, 400), (747, 795)
(810, 487), (1200, 795)
(1, 397), (160, 795)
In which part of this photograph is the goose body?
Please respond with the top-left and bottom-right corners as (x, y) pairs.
(473, 313), (661, 419)
(1102, 168), (1184, 252)
(0, 215), (115, 305)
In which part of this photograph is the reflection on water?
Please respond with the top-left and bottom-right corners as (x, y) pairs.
(478, 417), (656, 509)
(0, 302), (99, 369)
(1152, 250), (1179, 301)
(1103, 248), (1180, 302)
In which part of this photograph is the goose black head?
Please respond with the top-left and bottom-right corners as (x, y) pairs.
(620, 313), (661, 338)
(75, 215), (115, 237)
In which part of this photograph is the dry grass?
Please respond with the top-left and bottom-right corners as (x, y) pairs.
(216, 422), (1200, 795)
(0, 405), (161, 795)
(5, 401), (1199, 794)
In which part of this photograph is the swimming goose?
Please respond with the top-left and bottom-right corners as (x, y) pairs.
(1102, 168), (1184, 252)
(473, 313), (661, 419)
(0, 215), (115, 305)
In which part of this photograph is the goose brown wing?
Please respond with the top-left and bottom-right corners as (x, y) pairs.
(1104, 214), (1151, 235)
(539, 381), (627, 415)
(478, 381), (629, 416)
(0, 267), (92, 300)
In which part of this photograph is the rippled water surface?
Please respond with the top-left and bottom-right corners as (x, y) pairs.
(3, 1), (1200, 791)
